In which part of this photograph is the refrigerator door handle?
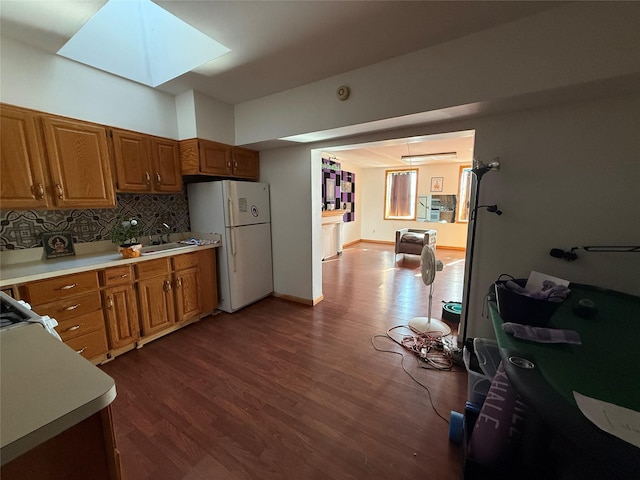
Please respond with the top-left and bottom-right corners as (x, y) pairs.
(227, 181), (237, 227)
(230, 227), (237, 272)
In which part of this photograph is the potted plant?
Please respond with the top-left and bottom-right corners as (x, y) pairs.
(110, 218), (142, 258)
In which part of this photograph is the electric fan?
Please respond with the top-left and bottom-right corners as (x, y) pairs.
(408, 244), (452, 337)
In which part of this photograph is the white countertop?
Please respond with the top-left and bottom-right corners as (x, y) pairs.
(0, 238), (220, 288)
(0, 324), (117, 465)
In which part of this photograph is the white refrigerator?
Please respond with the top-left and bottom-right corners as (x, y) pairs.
(188, 180), (273, 313)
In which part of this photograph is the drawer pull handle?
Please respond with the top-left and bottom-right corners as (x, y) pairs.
(64, 304), (80, 311)
(59, 283), (77, 290)
(108, 273), (128, 280)
(145, 171), (151, 185)
(156, 172), (162, 185)
(55, 184), (63, 198)
(65, 324), (82, 332)
(76, 347), (87, 355)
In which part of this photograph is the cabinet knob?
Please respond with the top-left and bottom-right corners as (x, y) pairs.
(145, 171), (151, 185)
(33, 183), (45, 200)
(156, 172), (162, 185)
(163, 280), (172, 292)
(175, 278), (182, 288)
(55, 184), (63, 198)
(107, 296), (114, 309)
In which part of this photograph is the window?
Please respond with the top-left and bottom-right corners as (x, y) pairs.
(457, 166), (472, 223)
(384, 169), (418, 220)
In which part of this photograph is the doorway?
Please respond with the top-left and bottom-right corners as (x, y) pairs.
(317, 129), (474, 333)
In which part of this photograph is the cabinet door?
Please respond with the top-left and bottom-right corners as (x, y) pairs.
(41, 116), (116, 208)
(111, 129), (152, 192)
(103, 284), (140, 350)
(137, 274), (175, 336)
(232, 147), (259, 179)
(199, 249), (218, 314)
(0, 105), (49, 209)
(199, 140), (232, 176)
(152, 137), (182, 192)
(174, 266), (201, 323)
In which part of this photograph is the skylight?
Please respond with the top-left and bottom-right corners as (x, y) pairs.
(57, 0), (230, 87)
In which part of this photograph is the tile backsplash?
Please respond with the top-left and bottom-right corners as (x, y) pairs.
(0, 191), (190, 250)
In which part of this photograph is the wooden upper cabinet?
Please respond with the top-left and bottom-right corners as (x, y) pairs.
(232, 147), (259, 179)
(41, 115), (116, 208)
(111, 128), (182, 193)
(111, 129), (152, 192)
(152, 137), (182, 192)
(0, 105), (49, 209)
(179, 138), (259, 180)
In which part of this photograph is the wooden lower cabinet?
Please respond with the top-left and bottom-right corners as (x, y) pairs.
(18, 271), (109, 365)
(103, 284), (139, 351)
(12, 247), (219, 362)
(174, 266), (201, 323)
(1, 406), (121, 480)
(100, 264), (139, 353)
(137, 273), (176, 336)
(199, 248), (218, 314)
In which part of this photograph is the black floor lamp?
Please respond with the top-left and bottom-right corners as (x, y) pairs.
(461, 157), (501, 345)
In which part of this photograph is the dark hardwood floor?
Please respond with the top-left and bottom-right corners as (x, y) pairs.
(100, 243), (468, 480)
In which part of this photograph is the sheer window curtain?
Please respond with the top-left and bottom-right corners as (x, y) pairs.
(386, 170), (416, 218)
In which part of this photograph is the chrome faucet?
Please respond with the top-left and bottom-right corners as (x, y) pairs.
(161, 223), (171, 244)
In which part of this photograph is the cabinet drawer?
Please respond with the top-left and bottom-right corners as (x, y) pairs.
(135, 258), (170, 279)
(55, 309), (105, 341)
(23, 271), (99, 305)
(172, 252), (199, 270)
(100, 265), (133, 286)
(34, 291), (102, 322)
(64, 329), (108, 361)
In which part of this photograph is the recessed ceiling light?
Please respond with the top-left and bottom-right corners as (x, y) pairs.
(57, 0), (230, 87)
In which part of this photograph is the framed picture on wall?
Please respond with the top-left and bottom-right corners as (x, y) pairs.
(430, 176), (444, 192)
(42, 231), (76, 259)
(326, 177), (336, 202)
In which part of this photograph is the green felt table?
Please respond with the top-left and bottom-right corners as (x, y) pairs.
(489, 283), (640, 476)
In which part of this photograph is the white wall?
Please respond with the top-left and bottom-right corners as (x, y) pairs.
(235, 3), (640, 145)
(193, 91), (235, 144)
(259, 145), (319, 303)
(0, 37), (178, 138)
(353, 163), (469, 249)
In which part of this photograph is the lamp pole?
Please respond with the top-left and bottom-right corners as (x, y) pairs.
(461, 160), (500, 345)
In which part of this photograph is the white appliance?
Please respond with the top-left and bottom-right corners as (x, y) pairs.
(188, 180), (273, 313)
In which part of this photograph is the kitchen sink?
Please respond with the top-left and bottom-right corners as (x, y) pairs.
(140, 242), (192, 255)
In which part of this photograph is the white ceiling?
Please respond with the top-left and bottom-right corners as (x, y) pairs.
(0, 1), (562, 105)
(0, 1), (562, 168)
(322, 129), (476, 169)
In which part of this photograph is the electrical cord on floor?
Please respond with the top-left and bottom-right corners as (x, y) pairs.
(387, 325), (453, 370)
(371, 333), (450, 424)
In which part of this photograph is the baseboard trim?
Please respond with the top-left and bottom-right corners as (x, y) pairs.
(437, 245), (466, 251)
(357, 239), (465, 251)
(359, 239), (394, 245)
(272, 292), (323, 306)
